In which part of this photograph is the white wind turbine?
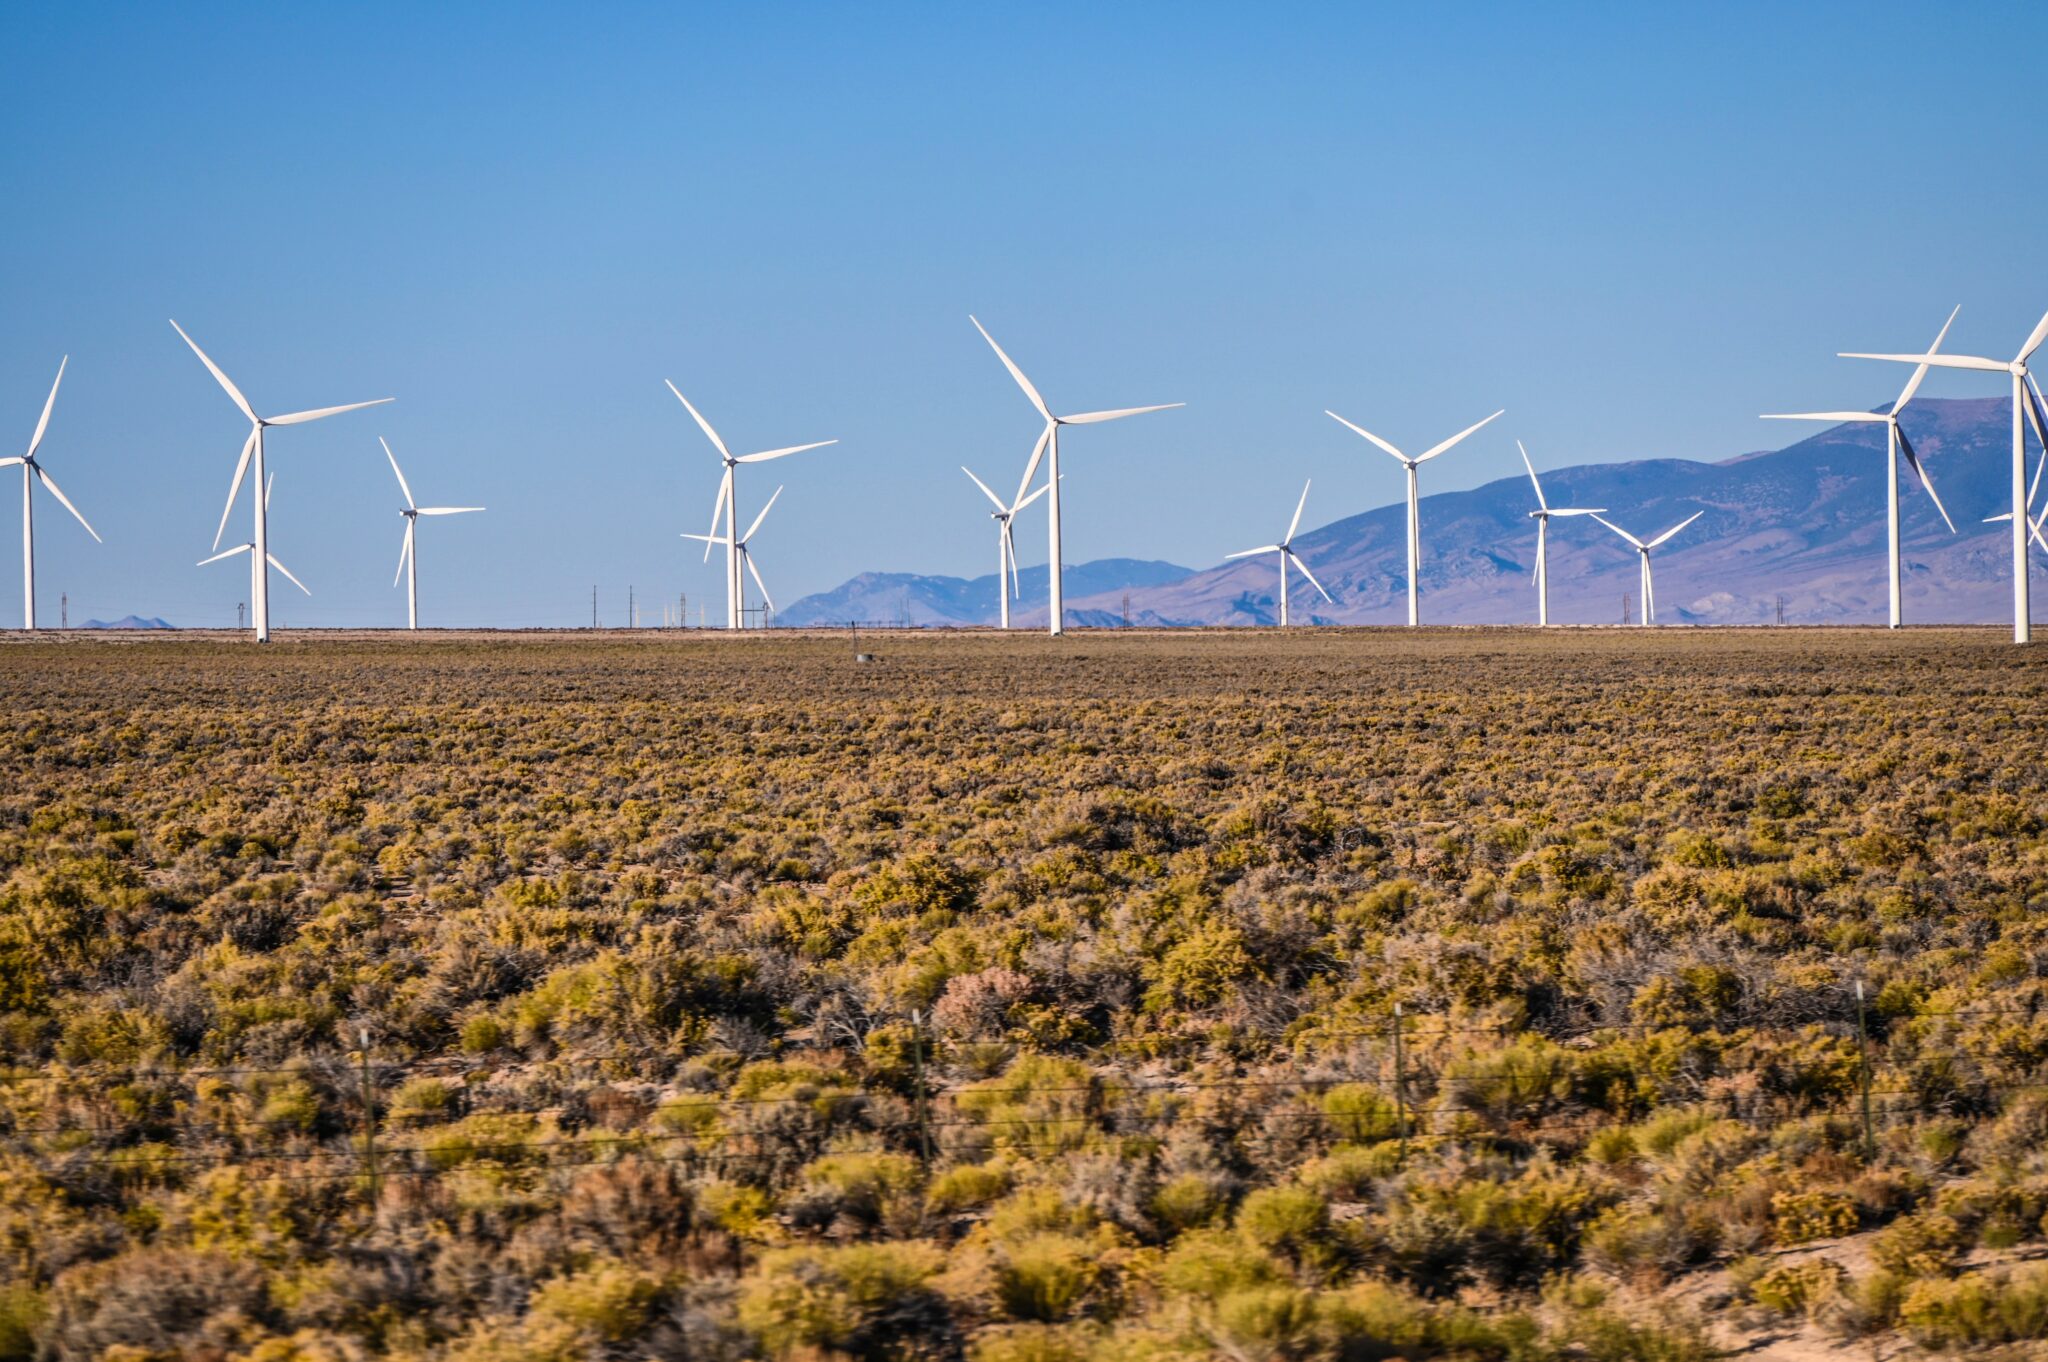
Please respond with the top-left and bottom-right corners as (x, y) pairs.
(4, 357), (100, 628)
(666, 382), (833, 630)
(198, 474), (311, 608)
(1224, 479), (1333, 628)
(1841, 308), (2048, 643)
(1326, 407), (1502, 626)
(682, 485), (784, 627)
(1517, 440), (1605, 627)
(1761, 306), (1961, 628)
(382, 438), (484, 631)
(961, 465), (1053, 630)
(170, 321), (391, 643)
(969, 317), (1183, 636)
(1591, 512), (1703, 626)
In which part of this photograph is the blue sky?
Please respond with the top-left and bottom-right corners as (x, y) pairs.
(4, 1), (2046, 627)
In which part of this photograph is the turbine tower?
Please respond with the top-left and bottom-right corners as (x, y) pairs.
(382, 439), (484, 631)
(1517, 440), (1604, 627)
(3, 357), (100, 628)
(1224, 480), (1333, 627)
(198, 474), (311, 607)
(667, 382), (833, 630)
(682, 485), (784, 628)
(1842, 307), (2048, 644)
(1592, 512), (1702, 626)
(968, 317), (1183, 636)
(962, 465), (1052, 630)
(1761, 306), (1961, 628)
(170, 320), (391, 643)
(1326, 407), (1502, 626)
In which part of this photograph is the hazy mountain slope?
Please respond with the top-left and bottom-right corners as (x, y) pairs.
(774, 559), (1194, 627)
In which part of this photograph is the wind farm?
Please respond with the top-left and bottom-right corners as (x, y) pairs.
(10, 8), (2048, 1362)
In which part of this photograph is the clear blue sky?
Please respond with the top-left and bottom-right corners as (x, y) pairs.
(4, 1), (2045, 626)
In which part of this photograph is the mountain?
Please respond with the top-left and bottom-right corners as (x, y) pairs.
(774, 559), (1194, 627)
(80, 616), (175, 630)
(782, 397), (2045, 627)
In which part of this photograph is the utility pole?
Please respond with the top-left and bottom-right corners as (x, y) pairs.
(238, 601), (246, 631)
(60, 594), (66, 629)
(1621, 593), (1631, 626)
(591, 586), (598, 629)
(679, 593), (686, 630)
(629, 585), (636, 629)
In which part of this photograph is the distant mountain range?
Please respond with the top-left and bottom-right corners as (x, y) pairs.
(80, 616), (174, 630)
(781, 397), (2047, 627)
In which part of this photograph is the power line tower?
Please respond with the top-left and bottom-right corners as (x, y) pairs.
(1122, 592), (1131, 628)
(591, 586), (598, 629)
(238, 601), (246, 631)
(60, 594), (67, 629)
(629, 585), (636, 629)
(1621, 593), (1631, 626)
(1775, 594), (1787, 626)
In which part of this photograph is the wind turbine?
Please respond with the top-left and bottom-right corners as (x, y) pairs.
(1761, 306), (1961, 628)
(1326, 407), (1502, 626)
(4, 357), (100, 628)
(968, 317), (1183, 636)
(381, 438), (483, 631)
(1591, 512), (1702, 626)
(198, 474), (310, 609)
(1841, 308), (2048, 643)
(666, 381), (833, 630)
(1224, 479), (1333, 627)
(1517, 440), (1604, 627)
(170, 321), (391, 643)
(682, 485), (783, 628)
(961, 465), (1052, 630)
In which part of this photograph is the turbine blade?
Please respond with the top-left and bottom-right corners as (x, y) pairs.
(679, 532), (721, 543)
(962, 466), (1007, 512)
(197, 544), (252, 566)
(169, 320), (258, 424)
(741, 484), (782, 543)
(1415, 409), (1505, 464)
(2021, 308), (2048, 364)
(1838, 351), (2007, 373)
(380, 437), (416, 508)
(394, 527), (412, 587)
(1286, 480), (1310, 544)
(416, 507), (484, 515)
(1760, 412), (1889, 424)
(968, 316), (1053, 420)
(1516, 439), (1547, 511)
(1590, 514), (1645, 549)
(263, 471), (275, 510)
(736, 439), (835, 464)
(1224, 545), (1283, 559)
(0, 458), (20, 468)
(1548, 507), (1607, 516)
(1057, 402), (1183, 424)
(1325, 410), (1407, 462)
(1286, 548), (1334, 603)
(703, 475), (730, 562)
(1895, 427), (1956, 534)
(264, 398), (393, 426)
(1646, 511), (1703, 548)
(213, 428), (257, 552)
(25, 356), (65, 461)
(1894, 303), (1961, 413)
(743, 548), (775, 613)
(1004, 520), (1021, 597)
(269, 554), (312, 597)
(665, 381), (731, 459)
(32, 466), (99, 542)
(1014, 477), (1054, 512)
(1012, 425), (1052, 510)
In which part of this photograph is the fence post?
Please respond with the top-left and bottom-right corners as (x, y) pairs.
(909, 1009), (933, 1168)
(1392, 1003), (1409, 1166)
(358, 1026), (382, 1204)
(1854, 981), (1875, 1160)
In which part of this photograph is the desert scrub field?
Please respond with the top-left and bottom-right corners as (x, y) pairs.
(0, 627), (2046, 1361)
